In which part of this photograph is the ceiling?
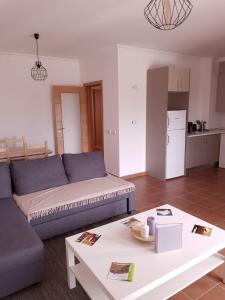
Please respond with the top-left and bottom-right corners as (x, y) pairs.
(0, 0), (225, 58)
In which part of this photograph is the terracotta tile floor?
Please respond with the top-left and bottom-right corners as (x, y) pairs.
(130, 167), (225, 300)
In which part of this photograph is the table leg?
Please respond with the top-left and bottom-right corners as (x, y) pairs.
(66, 243), (76, 289)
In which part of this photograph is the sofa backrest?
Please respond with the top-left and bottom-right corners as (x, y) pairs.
(62, 151), (106, 183)
(10, 155), (68, 196)
(0, 162), (12, 198)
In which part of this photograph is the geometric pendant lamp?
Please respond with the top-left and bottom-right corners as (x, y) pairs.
(144, 0), (193, 30)
(31, 33), (48, 81)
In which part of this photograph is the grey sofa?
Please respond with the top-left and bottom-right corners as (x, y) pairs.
(0, 151), (135, 298)
(0, 164), (44, 299)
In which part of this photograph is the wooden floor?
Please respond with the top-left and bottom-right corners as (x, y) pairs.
(6, 167), (225, 300)
(131, 167), (225, 300)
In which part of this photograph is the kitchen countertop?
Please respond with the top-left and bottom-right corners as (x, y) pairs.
(188, 129), (225, 138)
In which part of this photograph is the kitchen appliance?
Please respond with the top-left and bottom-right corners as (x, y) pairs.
(196, 120), (201, 131)
(188, 122), (193, 133)
(166, 110), (186, 179)
(219, 134), (225, 168)
(196, 120), (207, 132)
(192, 124), (197, 132)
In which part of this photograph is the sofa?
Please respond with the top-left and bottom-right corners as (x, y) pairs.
(0, 163), (44, 299)
(0, 151), (135, 298)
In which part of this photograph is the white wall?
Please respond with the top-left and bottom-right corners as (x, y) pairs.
(117, 45), (209, 177)
(79, 45), (120, 176)
(0, 53), (80, 151)
(2, 47), (223, 177)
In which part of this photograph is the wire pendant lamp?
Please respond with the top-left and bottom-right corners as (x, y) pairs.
(31, 33), (47, 81)
(144, 0), (193, 30)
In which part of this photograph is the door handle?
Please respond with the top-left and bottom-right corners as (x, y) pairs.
(167, 117), (170, 127)
(181, 80), (183, 90)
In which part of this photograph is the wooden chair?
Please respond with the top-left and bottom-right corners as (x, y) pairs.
(25, 141), (49, 159)
(0, 137), (51, 162)
(0, 139), (7, 162)
(5, 137), (26, 163)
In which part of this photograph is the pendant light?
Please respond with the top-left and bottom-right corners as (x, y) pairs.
(144, 0), (193, 30)
(31, 33), (47, 81)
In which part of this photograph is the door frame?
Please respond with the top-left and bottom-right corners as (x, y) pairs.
(84, 80), (104, 152)
(52, 85), (89, 155)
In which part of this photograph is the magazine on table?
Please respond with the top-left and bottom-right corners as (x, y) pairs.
(76, 231), (101, 246)
(192, 225), (212, 237)
(156, 208), (173, 216)
(121, 217), (141, 229)
(107, 262), (135, 281)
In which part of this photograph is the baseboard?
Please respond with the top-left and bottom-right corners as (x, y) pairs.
(121, 172), (147, 180)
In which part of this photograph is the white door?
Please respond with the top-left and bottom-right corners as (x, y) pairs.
(166, 130), (186, 179)
(167, 110), (186, 131)
(61, 93), (81, 153)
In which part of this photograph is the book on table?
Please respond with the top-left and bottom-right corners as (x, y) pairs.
(156, 208), (173, 216)
(76, 231), (101, 246)
(107, 262), (135, 282)
(155, 223), (183, 253)
(192, 225), (212, 237)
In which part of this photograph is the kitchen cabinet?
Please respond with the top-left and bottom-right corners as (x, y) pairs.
(168, 66), (190, 92)
(146, 66), (190, 180)
(216, 62), (225, 112)
(186, 134), (220, 169)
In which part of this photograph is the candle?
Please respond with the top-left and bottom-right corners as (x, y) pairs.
(147, 216), (155, 236)
(141, 224), (149, 238)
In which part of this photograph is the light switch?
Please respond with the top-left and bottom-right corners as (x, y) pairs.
(105, 129), (111, 135)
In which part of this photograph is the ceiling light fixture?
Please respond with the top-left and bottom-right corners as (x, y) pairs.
(31, 33), (47, 81)
(144, 0), (193, 30)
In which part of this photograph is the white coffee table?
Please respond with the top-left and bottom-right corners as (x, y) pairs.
(65, 204), (225, 300)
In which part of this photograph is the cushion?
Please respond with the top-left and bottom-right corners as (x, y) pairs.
(62, 151), (106, 183)
(0, 163), (12, 198)
(10, 155), (68, 195)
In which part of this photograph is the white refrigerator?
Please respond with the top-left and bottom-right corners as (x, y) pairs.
(166, 110), (186, 179)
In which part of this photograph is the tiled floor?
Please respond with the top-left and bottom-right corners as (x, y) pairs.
(130, 167), (225, 300)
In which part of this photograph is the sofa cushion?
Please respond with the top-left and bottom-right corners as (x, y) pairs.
(10, 155), (68, 195)
(0, 162), (12, 198)
(62, 151), (106, 183)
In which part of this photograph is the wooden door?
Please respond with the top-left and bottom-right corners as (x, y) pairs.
(52, 86), (89, 155)
(91, 86), (103, 151)
(85, 81), (104, 152)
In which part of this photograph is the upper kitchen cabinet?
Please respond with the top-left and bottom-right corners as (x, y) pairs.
(168, 66), (190, 92)
(216, 62), (225, 112)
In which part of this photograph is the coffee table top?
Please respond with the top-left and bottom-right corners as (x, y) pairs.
(66, 205), (225, 300)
